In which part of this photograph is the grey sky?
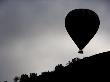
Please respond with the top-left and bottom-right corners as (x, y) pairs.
(0, 0), (110, 82)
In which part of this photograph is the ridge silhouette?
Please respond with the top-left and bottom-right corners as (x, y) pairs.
(11, 51), (110, 82)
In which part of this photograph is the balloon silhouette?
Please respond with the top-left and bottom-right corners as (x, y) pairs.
(65, 9), (100, 54)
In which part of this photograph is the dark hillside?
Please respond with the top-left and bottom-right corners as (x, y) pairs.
(14, 51), (110, 82)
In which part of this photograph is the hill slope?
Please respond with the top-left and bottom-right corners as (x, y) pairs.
(17, 51), (110, 82)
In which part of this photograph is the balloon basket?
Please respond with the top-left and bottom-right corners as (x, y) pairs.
(78, 50), (83, 54)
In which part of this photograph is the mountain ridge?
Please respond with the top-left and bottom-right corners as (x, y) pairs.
(13, 51), (110, 82)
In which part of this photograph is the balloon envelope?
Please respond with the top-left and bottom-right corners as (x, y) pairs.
(65, 9), (100, 54)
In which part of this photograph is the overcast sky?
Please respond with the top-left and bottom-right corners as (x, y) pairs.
(0, 0), (110, 82)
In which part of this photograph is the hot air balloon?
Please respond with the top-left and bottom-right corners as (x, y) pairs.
(65, 9), (100, 54)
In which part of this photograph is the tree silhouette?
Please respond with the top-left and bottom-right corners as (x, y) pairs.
(13, 76), (20, 82)
(20, 74), (29, 82)
(13, 51), (110, 82)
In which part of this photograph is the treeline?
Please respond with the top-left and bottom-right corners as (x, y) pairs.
(4, 51), (110, 82)
(13, 58), (80, 82)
